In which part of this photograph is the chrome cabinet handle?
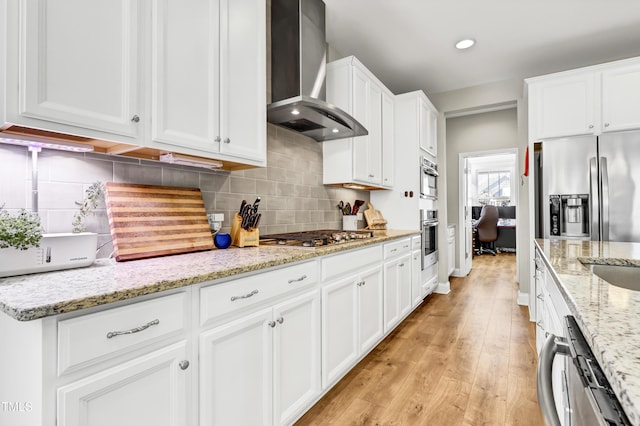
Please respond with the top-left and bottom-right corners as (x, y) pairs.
(288, 275), (307, 284)
(588, 124), (594, 129)
(391, 248), (397, 253)
(214, 136), (221, 143)
(368, 174), (374, 178)
(399, 263), (405, 267)
(356, 280), (366, 287)
(537, 334), (570, 426)
(604, 122), (610, 127)
(131, 115), (140, 123)
(268, 321), (276, 328)
(230, 289), (259, 302)
(106, 319), (159, 339)
(276, 317), (284, 324)
(536, 320), (544, 329)
(179, 360), (189, 370)
(536, 293), (545, 301)
(223, 138), (231, 144)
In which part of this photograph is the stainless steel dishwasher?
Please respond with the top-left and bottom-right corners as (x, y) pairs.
(537, 315), (631, 426)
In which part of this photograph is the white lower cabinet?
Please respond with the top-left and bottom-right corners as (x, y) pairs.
(321, 265), (383, 388)
(200, 288), (321, 426)
(383, 253), (412, 332)
(411, 249), (423, 307)
(58, 341), (190, 426)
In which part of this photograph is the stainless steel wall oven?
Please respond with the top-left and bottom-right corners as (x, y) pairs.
(421, 209), (438, 269)
(420, 157), (438, 200)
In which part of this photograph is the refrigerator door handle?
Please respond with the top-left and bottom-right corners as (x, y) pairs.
(589, 157), (600, 241)
(600, 157), (610, 241)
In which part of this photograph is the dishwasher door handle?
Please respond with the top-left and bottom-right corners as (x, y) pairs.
(537, 333), (570, 426)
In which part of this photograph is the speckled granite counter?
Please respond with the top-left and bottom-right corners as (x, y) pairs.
(535, 239), (640, 425)
(0, 230), (418, 322)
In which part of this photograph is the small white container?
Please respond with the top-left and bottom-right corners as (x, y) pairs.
(342, 216), (358, 231)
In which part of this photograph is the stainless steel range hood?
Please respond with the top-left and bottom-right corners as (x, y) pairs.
(268, 0), (367, 142)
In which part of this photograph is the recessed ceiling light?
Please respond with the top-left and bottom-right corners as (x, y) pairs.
(332, 128), (339, 133)
(291, 108), (300, 115)
(455, 39), (475, 50)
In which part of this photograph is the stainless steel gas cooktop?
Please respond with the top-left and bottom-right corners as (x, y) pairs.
(259, 230), (374, 248)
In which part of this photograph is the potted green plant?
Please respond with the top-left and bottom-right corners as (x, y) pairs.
(0, 207), (43, 250)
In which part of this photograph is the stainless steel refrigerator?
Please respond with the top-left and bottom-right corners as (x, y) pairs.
(542, 131), (640, 241)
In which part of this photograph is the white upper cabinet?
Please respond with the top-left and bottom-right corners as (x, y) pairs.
(601, 63), (640, 133)
(4, 0), (266, 167)
(381, 91), (395, 187)
(149, 0), (266, 164)
(529, 72), (597, 140)
(15, 0), (141, 141)
(324, 56), (394, 189)
(419, 96), (438, 159)
(527, 56), (640, 141)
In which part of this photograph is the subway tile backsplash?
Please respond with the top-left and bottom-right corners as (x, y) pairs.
(0, 124), (369, 258)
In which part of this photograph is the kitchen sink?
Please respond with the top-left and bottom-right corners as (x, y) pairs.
(590, 264), (640, 291)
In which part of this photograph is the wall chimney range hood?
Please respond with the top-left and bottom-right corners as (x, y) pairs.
(267, 0), (368, 142)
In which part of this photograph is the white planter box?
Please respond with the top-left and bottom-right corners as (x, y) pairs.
(0, 233), (98, 277)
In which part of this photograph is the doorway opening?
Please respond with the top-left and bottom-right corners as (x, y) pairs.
(458, 149), (518, 276)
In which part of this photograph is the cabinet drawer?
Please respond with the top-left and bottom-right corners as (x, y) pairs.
(58, 292), (188, 375)
(200, 261), (317, 325)
(411, 235), (421, 250)
(321, 245), (383, 282)
(384, 238), (411, 259)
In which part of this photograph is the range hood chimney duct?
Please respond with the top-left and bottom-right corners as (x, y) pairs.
(267, 0), (368, 142)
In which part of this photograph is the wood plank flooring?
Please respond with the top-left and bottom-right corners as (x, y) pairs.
(296, 253), (543, 426)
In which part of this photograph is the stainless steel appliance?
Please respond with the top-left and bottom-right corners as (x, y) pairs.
(260, 230), (374, 248)
(267, 0), (368, 142)
(420, 157), (438, 200)
(538, 316), (630, 426)
(421, 209), (438, 269)
(542, 132), (640, 241)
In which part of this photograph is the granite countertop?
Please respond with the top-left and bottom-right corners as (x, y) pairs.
(0, 230), (419, 322)
(535, 238), (640, 426)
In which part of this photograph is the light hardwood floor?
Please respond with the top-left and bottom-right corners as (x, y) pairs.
(296, 253), (543, 426)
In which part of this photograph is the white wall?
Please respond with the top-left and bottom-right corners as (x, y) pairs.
(430, 78), (531, 305)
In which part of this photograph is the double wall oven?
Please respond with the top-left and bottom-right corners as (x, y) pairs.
(420, 156), (439, 270)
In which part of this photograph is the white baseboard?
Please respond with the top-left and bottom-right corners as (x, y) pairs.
(435, 281), (451, 294)
(451, 268), (467, 277)
(517, 290), (529, 306)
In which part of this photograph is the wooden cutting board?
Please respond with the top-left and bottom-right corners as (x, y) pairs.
(105, 183), (214, 261)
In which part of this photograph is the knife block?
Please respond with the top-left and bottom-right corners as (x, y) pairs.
(230, 213), (260, 247)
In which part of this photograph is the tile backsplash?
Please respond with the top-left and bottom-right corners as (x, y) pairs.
(0, 125), (369, 258)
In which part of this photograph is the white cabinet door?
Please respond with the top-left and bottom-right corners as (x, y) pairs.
(352, 67), (378, 184)
(58, 342), (189, 426)
(533, 73), (597, 139)
(151, 0), (221, 153)
(411, 250), (423, 307)
(152, 0), (265, 163)
(383, 260), (399, 333)
(199, 307), (272, 426)
(381, 91), (395, 188)
(601, 64), (640, 133)
(20, 0), (140, 139)
(419, 98), (434, 156)
(272, 290), (321, 426)
(218, 0), (266, 162)
(397, 254), (412, 318)
(321, 276), (359, 387)
(357, 265), (384, 354)
(419, 100), (437, 158)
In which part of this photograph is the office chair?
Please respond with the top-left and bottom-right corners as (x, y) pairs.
(475, 205), (499, 256)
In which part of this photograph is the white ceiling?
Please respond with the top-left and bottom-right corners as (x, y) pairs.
(324, 0), (640, 95)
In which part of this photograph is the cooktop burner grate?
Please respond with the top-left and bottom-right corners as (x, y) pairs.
(260, 230), (374, 248)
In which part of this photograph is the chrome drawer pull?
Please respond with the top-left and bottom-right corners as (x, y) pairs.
(106, 319), (159, 339)
(288, 275), (307, 284)
(230, 289), (259, 302)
